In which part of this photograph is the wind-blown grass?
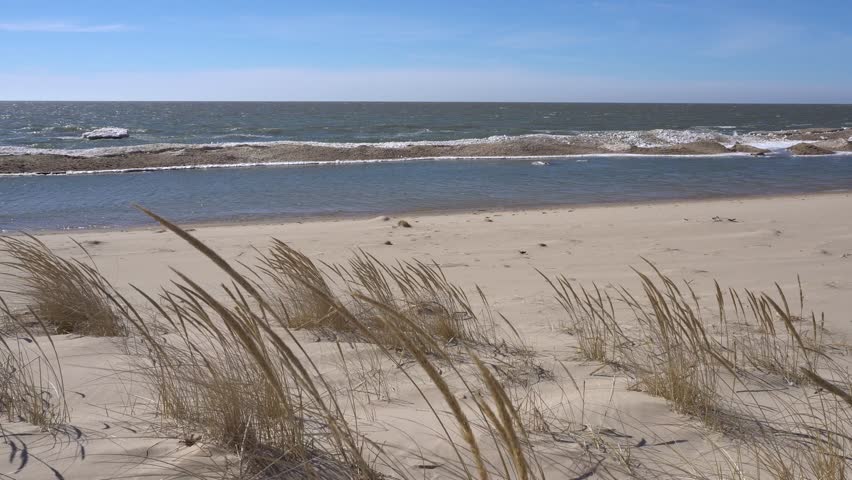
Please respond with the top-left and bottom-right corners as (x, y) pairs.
(1, 235), (126, 336)
(544, 261), (851, 477)
(4, 210), (852, 478)
(130, 207), (551, 479)
(0, 299), (68, 430)
(127, 208), (381, 479)
(257, 243), (499, 353)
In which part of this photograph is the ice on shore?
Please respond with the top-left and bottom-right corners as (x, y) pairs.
(82, 127), (129, 140)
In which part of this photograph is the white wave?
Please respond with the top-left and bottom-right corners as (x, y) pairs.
(720, 135), (812, 150)
(0, 129), (841, 160)
(212, 133), (275, 139)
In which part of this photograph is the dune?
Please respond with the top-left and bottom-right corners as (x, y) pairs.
(2, 192), (852, 478)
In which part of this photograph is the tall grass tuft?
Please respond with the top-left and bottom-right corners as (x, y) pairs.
(544, 262), (851, 476)
(1, 236), (125, 336)
(339, 250), (498, 350)
(129, 207), (390, 479)
(539, 271), (625, 365)
(133, 207), (550, 479)
(0, 299), (68, 429)
(256, 239), (351, 333)
(256, 244), (499, 352)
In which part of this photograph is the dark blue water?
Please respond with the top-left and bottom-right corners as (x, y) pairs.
(3, 155), (852, 231)
(2, 102), (851, 150)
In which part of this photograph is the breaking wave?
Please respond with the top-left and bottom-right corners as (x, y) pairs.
(0, 129), (811, 158)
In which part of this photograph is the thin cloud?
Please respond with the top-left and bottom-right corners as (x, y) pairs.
(2, 68), (849, 103)
(704, 21), (801, 57)
(0, 21), (132, 33)
(491, 31), (590, 49)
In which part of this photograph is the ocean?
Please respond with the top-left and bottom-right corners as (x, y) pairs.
(2, 101), (851, 150)
(1, 102), (851, 231)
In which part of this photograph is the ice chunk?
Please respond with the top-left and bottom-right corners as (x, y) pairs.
(82, 127), (129, 140)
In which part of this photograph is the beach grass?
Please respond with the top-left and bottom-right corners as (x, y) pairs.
(544, 261), (851, 478)
(0, 235), (126, 337)
(0, 299), (68, 430)
(1, 211), (851, 478)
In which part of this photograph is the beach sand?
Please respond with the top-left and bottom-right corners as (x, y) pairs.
(3, 192), (852, 478)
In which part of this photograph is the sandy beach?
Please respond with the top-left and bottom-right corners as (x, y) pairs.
(4, 0), (851, 476)
(3, 192), (852, 478)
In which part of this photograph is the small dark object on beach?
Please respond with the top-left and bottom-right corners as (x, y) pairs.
(179, 434), (202, 447)
(485, 217), (493, 222)
(519, 250), (528, 255)
(384, 240), (393, 245)
(84, 240), (104, 246)
(712, 216), (739, 223)
(398, 220), (412, 228)
(539, 243), (547, 247)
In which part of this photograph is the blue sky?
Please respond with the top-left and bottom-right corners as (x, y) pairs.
(1, 0), (850, 102)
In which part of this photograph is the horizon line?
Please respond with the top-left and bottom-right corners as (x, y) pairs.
(2, 99), (852, 106)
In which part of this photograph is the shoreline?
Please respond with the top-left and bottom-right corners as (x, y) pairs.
(9, 189), (852, 236)
(0, 151), (767, 177)
(2, 127), (850, 175)
(3, 149), (852, 178)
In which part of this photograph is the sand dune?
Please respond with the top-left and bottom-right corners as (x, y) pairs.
(2, 192), (852, 478)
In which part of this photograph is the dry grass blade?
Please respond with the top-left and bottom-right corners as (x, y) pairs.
(546, 262), (852, 478)
(257, 243), (500, 353)
(132, 207), (384, 479)
(256, 239), (350, 332)
(0, 235), (125, 336)
(801, 368), (852, 408)
(351, 293), (489, 480)
(539, 270), (625, 364)
(0, 299), (68, 429)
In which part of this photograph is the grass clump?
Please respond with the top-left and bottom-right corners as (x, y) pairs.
(1, 235), (125, 336)
(724, 282), (825, 386)
(625, 266), (725, 422)
(540, 272), (625, 365)
(257, 243), (499, 353)
(132, 207), (553, 479)
(129, 207), (386, 479)
(543, 262), (830, 423)
(339, 250), (498, 350)
(256, 239), (349, 332)
(545, 262), (852, 477)
(0, 300), (68, 430)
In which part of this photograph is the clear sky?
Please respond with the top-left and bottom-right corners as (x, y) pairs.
(1, 0), (850, 102)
